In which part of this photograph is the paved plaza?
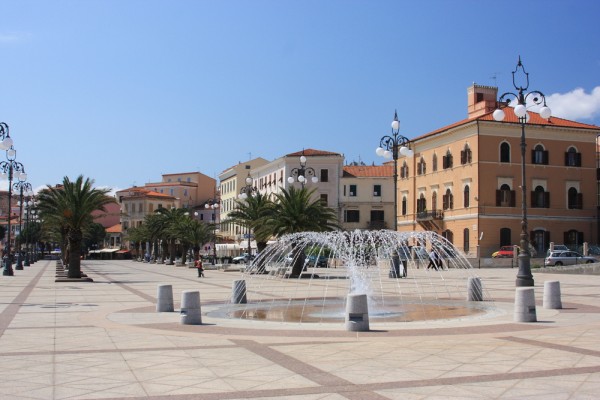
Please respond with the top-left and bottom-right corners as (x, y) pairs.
(1, 258), (600, 399)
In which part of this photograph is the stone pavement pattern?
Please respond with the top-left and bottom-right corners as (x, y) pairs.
(0, 259), (600, 399)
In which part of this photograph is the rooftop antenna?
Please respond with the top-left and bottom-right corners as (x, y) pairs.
(490, 72), (502, 86)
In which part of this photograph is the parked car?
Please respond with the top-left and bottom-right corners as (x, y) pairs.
(544, 250), (597, 266)
(546, 244), (569, 256)
(304, 254), (329, 268)
(492, 246), (516, 258)
(232, 253), (253, 264)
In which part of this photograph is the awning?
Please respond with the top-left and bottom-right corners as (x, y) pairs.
(116, 250), (130, 254)
(216, 244), (240, 251)
(100, 248), (119, 253)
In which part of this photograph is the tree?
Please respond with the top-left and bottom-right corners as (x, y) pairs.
(170, 217), (213, 262)
(83, 222), (106, 251)
(36, 175), (115, 279)
(153, 207), (190, 264)
(266, 186), (339, 277)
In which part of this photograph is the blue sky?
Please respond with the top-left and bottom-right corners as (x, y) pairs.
(1, 0), (599, 194)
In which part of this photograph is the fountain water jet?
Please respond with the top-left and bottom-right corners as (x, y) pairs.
(208, 230), (496, 325)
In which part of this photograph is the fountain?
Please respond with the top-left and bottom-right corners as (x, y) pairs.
(206, 230), (496, 325)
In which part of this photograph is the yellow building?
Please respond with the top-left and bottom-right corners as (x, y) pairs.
(397, 84), (599, 258)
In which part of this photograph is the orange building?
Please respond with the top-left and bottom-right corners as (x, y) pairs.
(396, 84), (599, 258)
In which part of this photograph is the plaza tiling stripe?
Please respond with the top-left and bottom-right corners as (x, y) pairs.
(0, 260), (49, 335)
(502, 336), (600, 358)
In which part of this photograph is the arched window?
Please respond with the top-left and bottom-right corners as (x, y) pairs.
(442, 230), (454, 244)
(443, 188), (453, 210)
(463, 185), (470, 208)
(463, 228), (469, 253)
(443, 150), (453, 169)
(417, 193), (427, 213)
(417, 157), (426, 175)
(432, 191), (437, 211)
(564, 229), (583, 248)
(461, 144), (472, 164)
(532, 144), (548, 165)
(432, 153), (438, 172)
(400, 161), (409, 178)
(500, 227), (511, 247)
(500, 142), (510, 163)
(401, 196), (407, 216)
(532, 185), (549, 208)
(568, 187), (582, 209)
(565, 146), (581, 167)
(496, 183), (515, 207)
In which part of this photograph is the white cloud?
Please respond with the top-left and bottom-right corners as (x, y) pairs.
(0, 32), (30, 43)
(545, 86), (600, 121)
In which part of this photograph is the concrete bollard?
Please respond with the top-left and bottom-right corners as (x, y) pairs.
(467, 276), (483, 301)
(543, 281), (562, 309)
(232, 280), (247, 304)
(514, 287), (537, 322)
(345, 293), (369, 332)
(180, 290), (202, 325)
(156, 284), (174, 312)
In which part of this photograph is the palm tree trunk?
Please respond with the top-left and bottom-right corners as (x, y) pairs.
(67, 230), (83, 278)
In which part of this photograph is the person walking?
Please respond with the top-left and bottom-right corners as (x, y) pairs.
(427, 249), (439, 271)
(195, 258), (205, 278)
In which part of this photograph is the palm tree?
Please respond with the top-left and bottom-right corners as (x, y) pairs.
(154, 207), (190, 264)
(36, 175), (115, 279)
(170, 217), (213, 262)
(225, 192), (274, 272)
(125, 224), (150, 260)
(266, 186), (339, 277)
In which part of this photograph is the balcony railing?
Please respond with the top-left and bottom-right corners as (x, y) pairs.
(367, 220), (387, 230)
(416, 210), (444, 221)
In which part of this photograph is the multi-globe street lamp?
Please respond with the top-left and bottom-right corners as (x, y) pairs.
(288, 152), (318, 188)
(14, 180), (33, 269)
(205, 197), (219, 264)
(493, 57), (552, 287)
(24, 200), (36, 266)
(376, 111), (414, 231)
(238, 172), (258, 262)
(0, 146), (27, 276)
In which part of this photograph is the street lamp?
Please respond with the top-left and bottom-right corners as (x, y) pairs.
(14, 180), (32, 269)
(0, 146), (27, 276)
(493, 56), (552, 287)
(376, 110), (414, 231)
(205, 197), (219, 264)
(238, 173), (258, 262)
(288, 152), (318, 188)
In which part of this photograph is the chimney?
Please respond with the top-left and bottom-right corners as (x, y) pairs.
(467, 84), (498, 118)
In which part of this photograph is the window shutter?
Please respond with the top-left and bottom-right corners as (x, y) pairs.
(575, 153), (581, 166)
(576, 193), (583, 209)
(542, 150), (549, 165)
(544, 191), (550, 208)
(531, 149), (536, 163)
(496, 190), (501, 206)
(443, 156), (447, 169)
(460, 150), (466, 164)
(564, 152), (569, 166)
(531, 191), (536, 207)
(510, 190), (516, 207)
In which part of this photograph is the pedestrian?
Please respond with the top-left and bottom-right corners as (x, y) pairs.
(195, 259), (205, 278)
(427, 249), (439, 271)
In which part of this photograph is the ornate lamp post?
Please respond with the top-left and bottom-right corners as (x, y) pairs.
(288, 152), (318, 188)
(14, 181), (32, 269)
(205, 196), (219, 265)
(0, 147), (27, 276)
(493, 56), (552, 287)
(375, 110), (414, 231)
(238, 172), (258, 262)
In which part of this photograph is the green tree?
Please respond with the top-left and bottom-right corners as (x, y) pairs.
(266, 186), (338, 277)
(36, 175), (115, 278)
(83, 222), (106, 251)
(170, 216), (213, 262)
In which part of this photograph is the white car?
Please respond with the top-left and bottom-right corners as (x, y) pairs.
(232, 254), (251, 264)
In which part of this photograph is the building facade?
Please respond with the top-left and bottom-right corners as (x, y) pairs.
(396, 84), (600, 257)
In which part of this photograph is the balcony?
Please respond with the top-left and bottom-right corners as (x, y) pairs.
(416, 210), (443, 231)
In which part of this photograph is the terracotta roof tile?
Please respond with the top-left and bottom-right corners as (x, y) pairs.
(106, 224), (122, 233)
(286, 148), (342, 157)
(343, 165), (393, 177)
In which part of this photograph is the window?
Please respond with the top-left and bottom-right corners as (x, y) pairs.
(443, 189), (454, 210)
(460, 144), (472, 165)
(148, 204), (154, 213)
(531, 185), (550, 208)
(443, 150), (453, 169)
(417, 193), (427, 213)
(500, 142), (510, 163)
(184, 189), (188, 197)
(370, 210), (384, 222)
(320, 194), (328, 205)
(463, 185), (470, 208)
(442, 229), (454, 244)
(496, 184), (515, 207)
(170, 188), (174, 196)
(432, 153), (438, 172)
(564, 230), (584, 248)
(344, 209), (360, 223)
(567, 187), (582, 209)
(400, 161), (409, 178)
(417, 157), (426, 175)
(532, 144), (548, 165)
(500, 228), (511, 247)
(401, 196), (407, 216)
(320, 169), (329, 182)
(432, 191), (437, 211)
(138, 203), (143, 212)
(349, 185), (357, 197)
(373, 185), (381, 197)
(463, 228), (469, 253)
(565, 146), (581, 167)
